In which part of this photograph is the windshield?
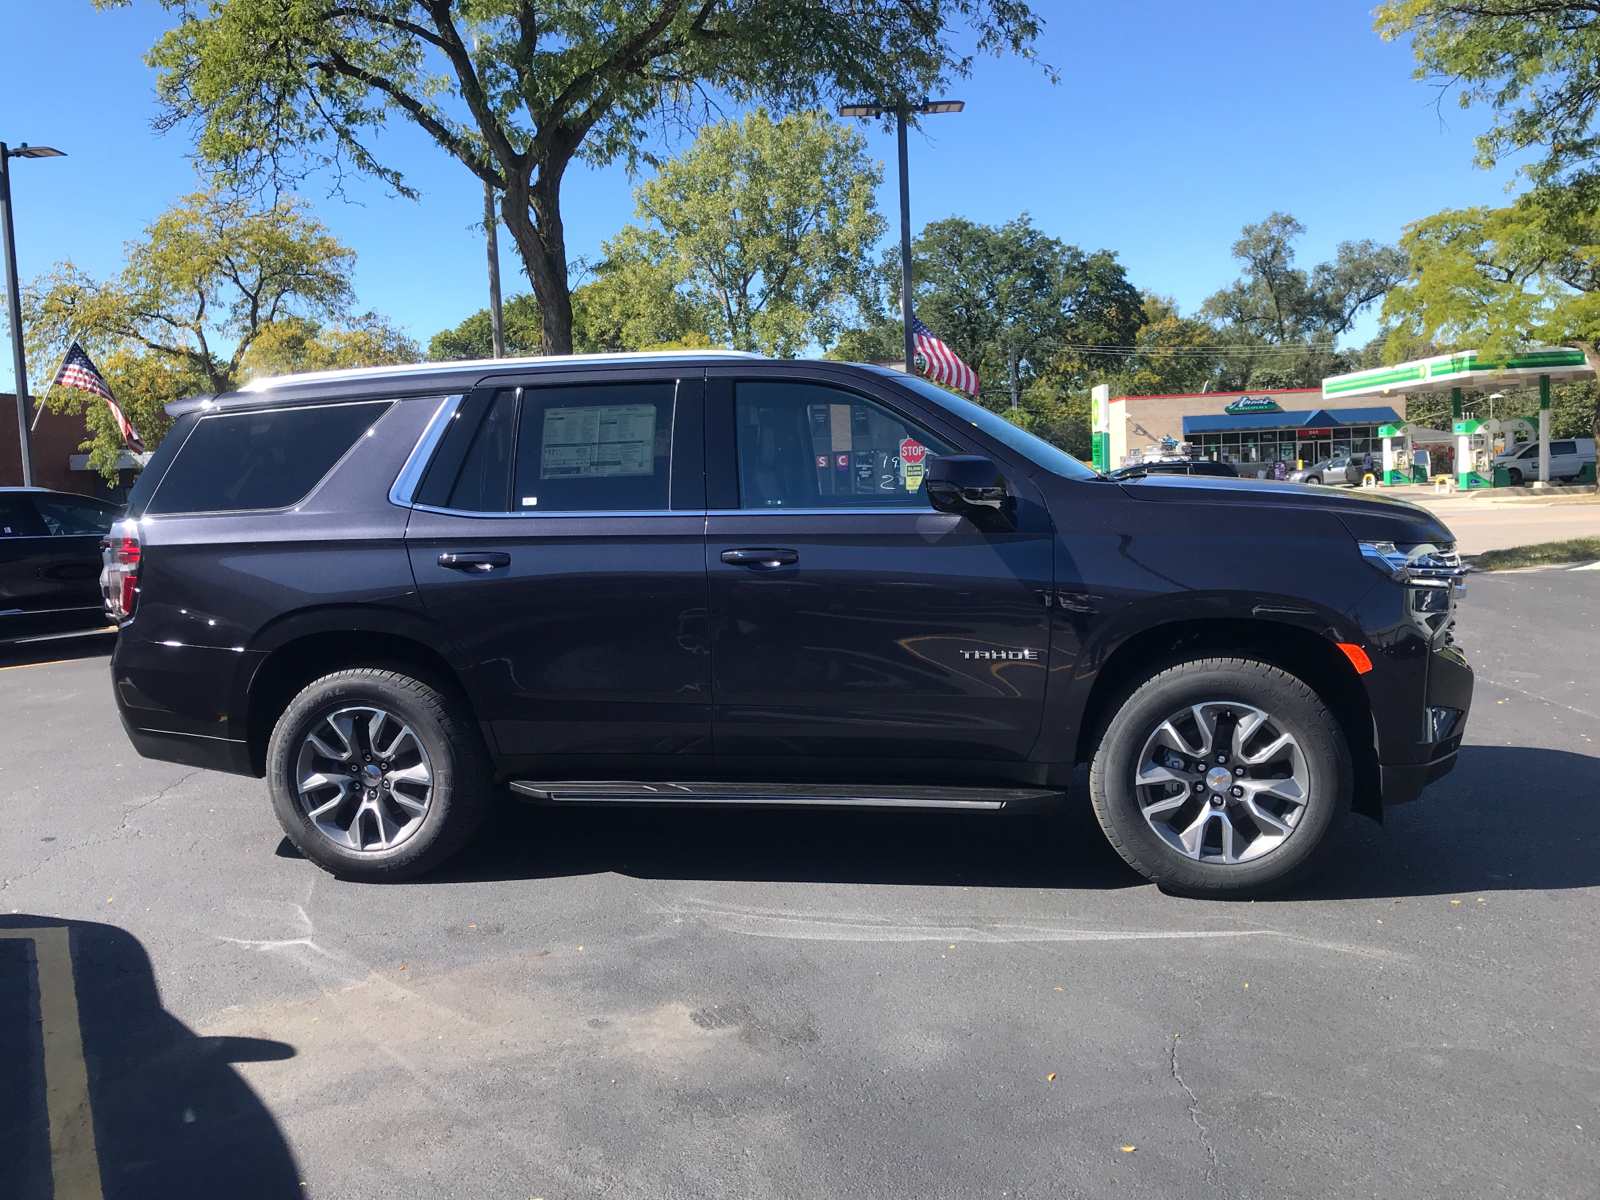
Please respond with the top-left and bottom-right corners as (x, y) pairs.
(883, 371), (1100, 481)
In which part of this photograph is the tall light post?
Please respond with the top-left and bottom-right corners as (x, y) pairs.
(484, 180), (505, 358)
(839, 100), (963, 375)
(1, 142), (65, 488)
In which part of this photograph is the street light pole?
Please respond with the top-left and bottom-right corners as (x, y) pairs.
(840, 100), (963, 376)
(0, 142), (64, 488)
(896, 106), (914, 375)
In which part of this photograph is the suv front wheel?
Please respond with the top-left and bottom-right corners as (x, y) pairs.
(266, 668), (491, 881)
(1089, 657), (1351, 897)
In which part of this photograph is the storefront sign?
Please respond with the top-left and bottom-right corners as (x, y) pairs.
(1224, 396), (1282, 414)
(1299, 428), (1331, 437)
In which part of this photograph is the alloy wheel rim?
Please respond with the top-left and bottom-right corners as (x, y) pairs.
(1134, 701), (1309, 865)
(294, 706), (433, 852)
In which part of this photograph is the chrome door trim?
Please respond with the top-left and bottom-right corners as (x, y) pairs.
(388, 394), (463, 508)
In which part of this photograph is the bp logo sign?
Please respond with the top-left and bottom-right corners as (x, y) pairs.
(1223, 396), (1282, 414)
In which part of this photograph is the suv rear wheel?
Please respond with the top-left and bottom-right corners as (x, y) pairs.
(1089, 657), (1350, 897)
(266, 668), (491, 881)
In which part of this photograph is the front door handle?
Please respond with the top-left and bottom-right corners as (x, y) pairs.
(438, 551), (511, 572)
(720, 548), (799, 569)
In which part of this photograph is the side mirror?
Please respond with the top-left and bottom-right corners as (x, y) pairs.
(925, 455), (1017, 533)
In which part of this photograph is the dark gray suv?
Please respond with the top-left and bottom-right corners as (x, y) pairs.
(103, 352), (1473, 896)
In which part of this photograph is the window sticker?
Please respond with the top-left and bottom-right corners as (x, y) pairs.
(541, 404), (657, 479)
(900, 437), (928, 491)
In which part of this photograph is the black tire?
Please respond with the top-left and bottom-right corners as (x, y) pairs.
(266, 668), (492, 882)
(1088, 657), (1351, 898)
(1508, 468), (1523, 486)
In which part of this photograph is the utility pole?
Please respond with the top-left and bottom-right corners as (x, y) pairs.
(484, 180), (505, 358)
(1, 142), (65, 487)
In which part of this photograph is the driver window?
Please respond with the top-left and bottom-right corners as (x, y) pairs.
(734, 381), (956, 509)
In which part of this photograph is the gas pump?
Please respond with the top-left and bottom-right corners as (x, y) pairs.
(1453, 418), (1494, 489)
(1378, 422), (1411, 486)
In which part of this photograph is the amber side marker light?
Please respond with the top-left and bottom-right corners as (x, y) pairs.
(1336, 642), (1373, 674)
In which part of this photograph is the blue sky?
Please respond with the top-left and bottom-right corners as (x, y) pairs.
(1, 1), (1531, 390)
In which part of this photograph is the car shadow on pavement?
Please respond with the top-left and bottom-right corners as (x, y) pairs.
(1286, 744), (1600, 901)
(430, 744), (1600, 899)
(431, 775), (1146, 891)
(0, 915), (302, 1200)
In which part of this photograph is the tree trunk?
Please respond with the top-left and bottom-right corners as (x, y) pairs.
(1008, 343), (1019, 410)
(500, 162), (575, 356)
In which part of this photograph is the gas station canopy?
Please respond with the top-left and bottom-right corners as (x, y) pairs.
(1322, 346), (1592, 400)
(1322, 347), (1595, 489)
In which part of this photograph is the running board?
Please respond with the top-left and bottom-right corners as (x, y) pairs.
(507, 780), (1062, 812)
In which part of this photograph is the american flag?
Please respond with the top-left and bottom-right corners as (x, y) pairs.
(48, 342), (144, 453)
(911, 316), (979, 398)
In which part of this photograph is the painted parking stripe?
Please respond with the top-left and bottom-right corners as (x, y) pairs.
(0, 928), (103, 1200)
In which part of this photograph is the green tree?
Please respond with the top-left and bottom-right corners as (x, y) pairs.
(1375, 1), (1600, 187)
(428, 294), (543, 359)
(1382, 194), (1600, 440)
(25, 189), (412, 477)
(106, 0), (1048, 356)
(607, 109), (884, 356)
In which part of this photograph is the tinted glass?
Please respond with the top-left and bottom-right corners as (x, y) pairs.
(512, 383), (675, 512)
(882, 371), (1099, 480)
(123, 411), (198, 518)
(1518, 445), (1539, 459)
(1552, 441), (1578, 455)
(445, 389), (518, 512)
(147, 401), (392, 514)
(0, 495), (46, 538)
(32, 494), (119, 535)
(734, 381), (957, 509)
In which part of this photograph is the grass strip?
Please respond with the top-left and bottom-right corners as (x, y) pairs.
(1465, 535), (1600, 572)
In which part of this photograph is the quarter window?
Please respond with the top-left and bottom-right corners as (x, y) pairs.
(146, 400), (393, 514)
(733, 381), (957, 509)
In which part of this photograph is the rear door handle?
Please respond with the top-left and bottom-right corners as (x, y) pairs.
(438, 551), (511, 572)
(720, 548), (799, 569)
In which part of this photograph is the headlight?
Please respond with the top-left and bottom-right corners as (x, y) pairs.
(1357, 540), (1465, 586)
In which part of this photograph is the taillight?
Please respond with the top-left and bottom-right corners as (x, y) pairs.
(101, 519), (142, 621)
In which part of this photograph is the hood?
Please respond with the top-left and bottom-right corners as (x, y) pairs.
(1116, 473), (1456, 545)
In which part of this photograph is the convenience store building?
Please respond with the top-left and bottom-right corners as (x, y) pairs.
(1094, 386), (1406, 474)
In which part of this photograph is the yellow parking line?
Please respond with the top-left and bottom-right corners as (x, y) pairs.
(1, 927), (104, 1199)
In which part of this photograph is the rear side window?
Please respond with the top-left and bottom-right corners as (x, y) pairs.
(32, 494), (119, 535)
(1552, 441), (1577, 455)
(146, 401), (392, 514)
(0, 495), (47, 537)
(513, 383), (674, 512)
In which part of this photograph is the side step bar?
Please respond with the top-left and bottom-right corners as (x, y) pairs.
(508, 780), (1063, 811)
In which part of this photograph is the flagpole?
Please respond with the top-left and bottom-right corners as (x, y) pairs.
(33, 339), (71, 431)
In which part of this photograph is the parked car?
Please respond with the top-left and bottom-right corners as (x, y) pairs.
(104, 353), (1472, 897)
(1288, 456), (1371, 486)
(1494, 438), (1597, 485)
(1108, 458), (1239, 480)
(0, 487), (123, 642)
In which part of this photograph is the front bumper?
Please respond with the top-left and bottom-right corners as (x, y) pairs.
(1378, 639), (1473, 806)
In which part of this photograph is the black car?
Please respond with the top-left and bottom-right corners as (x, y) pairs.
(1, 487), (122, 642)
(1108, 458), (1240, 480)
(103, 353), (1472, 896)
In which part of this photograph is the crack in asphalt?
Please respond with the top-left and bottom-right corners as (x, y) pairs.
(0, 768), (204, 894)
(1171, 1034), (1221, 1189)
(1478, 676), (1599, 722)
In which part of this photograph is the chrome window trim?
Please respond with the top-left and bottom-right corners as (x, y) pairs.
(410, 503), (693, 519)
(389, 394), (463, 508)
(707, 507), (937, 517)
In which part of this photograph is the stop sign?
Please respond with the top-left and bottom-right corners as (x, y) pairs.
(900, 438), (927, 466)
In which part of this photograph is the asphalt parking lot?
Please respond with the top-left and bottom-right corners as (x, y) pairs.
(2, 568), (1596, 1200)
